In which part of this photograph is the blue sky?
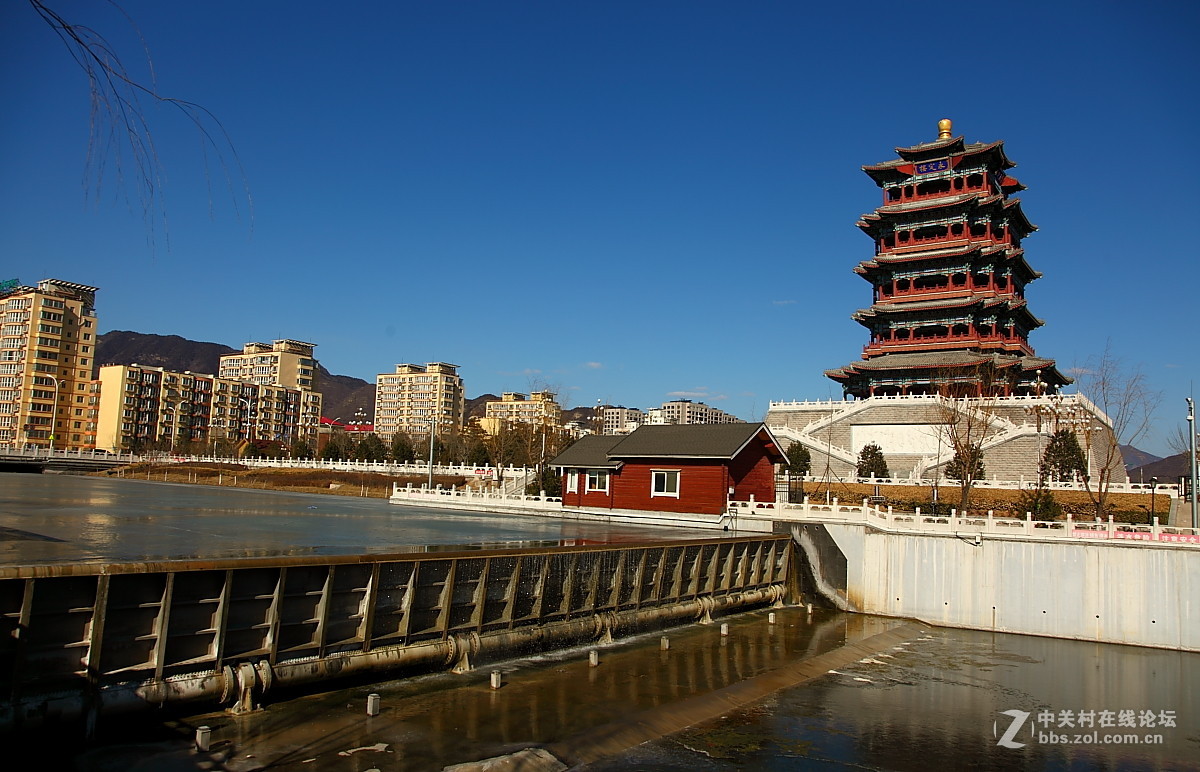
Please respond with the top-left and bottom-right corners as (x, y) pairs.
(2, 1), (1196, 455)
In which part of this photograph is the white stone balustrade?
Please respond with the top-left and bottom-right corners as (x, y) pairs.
(727, 496), (1200, 546)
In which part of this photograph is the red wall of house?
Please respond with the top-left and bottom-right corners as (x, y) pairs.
(559, 433), (780, 515)
(611, 459), (730, 515)
(559, 471), (613, 509)
(728, 449), (777, 502)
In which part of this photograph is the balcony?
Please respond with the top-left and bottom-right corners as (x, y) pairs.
(863, 333), (1032, 357)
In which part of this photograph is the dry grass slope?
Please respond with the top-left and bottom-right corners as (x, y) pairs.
(97, 462), (468, 499)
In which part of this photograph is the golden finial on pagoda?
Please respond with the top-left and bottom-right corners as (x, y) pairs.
(937, 118), (953, 139)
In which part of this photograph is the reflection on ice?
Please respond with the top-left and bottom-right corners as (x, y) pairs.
(0, 473), (716, 565)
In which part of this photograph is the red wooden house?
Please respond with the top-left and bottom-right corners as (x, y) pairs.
(550, 423), (788, 515)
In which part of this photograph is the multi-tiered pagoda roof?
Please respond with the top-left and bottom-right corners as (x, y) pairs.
(826, 120), (1070, 399)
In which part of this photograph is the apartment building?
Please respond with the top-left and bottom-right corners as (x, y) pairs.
(95, 364), (322, 453)
(219, 340), (318, 390)
(0, 279), (100, 450)
(600, 406), (646, 435)
(480, 391), (562, 435)
(217, 339), (322, 445)
(646, 399), (741, 426)
(374, 362), (465, 440)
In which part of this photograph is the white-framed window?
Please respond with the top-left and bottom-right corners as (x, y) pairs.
(586, 470), (609, 493)
(566, 471), (579, 493)
(651, 469), (680, 498)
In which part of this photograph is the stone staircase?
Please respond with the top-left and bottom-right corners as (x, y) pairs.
(770, 425), (857, 466)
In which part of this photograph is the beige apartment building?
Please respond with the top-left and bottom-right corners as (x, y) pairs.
(646, 399), (740, 426)
(374, 362), (465, 440)
(600, 406), (646, 435)
(95, 364), (322, 453)
(0, 279), (100, 450)
(218, 338), (322, 446)
(596, 400), (740, 435)
(219, 340), (318, 390)
(480, 391), (562, 435)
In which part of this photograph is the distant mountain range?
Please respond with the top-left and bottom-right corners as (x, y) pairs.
(1120, 445), (1161, 471)
(1128, 452), (1194, 483)
(466, 394), (498, 419)
(97, 331), (375, 422)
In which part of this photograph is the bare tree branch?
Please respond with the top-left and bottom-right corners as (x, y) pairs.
(29, 0), (252, 249)
(1166, 424), (1198, 458)
(1074, 344), (1158, 519)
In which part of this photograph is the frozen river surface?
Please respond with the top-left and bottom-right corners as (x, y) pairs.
(0, 473), (712, 566)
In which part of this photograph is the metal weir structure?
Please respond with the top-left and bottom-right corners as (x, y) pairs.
(0, 536), (792, 729)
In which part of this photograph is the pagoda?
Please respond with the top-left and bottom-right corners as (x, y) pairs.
(826, 119), (1070, 399)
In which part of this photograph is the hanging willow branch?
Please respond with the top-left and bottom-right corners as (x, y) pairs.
(28, 0), (252, 249)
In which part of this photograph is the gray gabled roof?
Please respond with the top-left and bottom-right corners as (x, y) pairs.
(550, 423), (789, 469)
(610, 423), (787, 463)
(609, 423), (757, 459)
(549, 434), (625, 469)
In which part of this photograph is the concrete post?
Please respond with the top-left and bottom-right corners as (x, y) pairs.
(196, 726), (212, 752)
(660, 636), (670, 650)
(490, 671), (502, 690)
(589, 650), (599, 667)
(367, 693), (380, 716)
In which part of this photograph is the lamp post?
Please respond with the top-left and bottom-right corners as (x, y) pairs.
(171, 401), (190, 454)
(932, 422), (943, 514)
(427, 413), (436, 489)
(1149, 477), (1157, 526)
(1026, 370), (1048, 496)
(49, 377), (66, 452)
(1188, 398), (1198, 530)
(238, 397), (254, 442)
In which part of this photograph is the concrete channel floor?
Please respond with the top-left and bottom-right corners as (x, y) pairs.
(70, 608), (911, 771)
(67, 608), (1200, 772)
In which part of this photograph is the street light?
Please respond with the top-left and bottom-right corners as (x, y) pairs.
(171, 402), (191, 454)
(238, 397), (254, 442)
(49, 377), (66, 452)
(1188, 398), (1197, 531)
(427, 413), (436, 489)
(1149, 477), (1157, 526)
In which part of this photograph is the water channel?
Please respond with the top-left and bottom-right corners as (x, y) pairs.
(2, 474), (1196, 770)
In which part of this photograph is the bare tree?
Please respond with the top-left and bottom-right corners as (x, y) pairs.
(936, 396), (995, 513)
(931, 365), (1006, 513)
(482, 419), (527, 468)
(28, 0), (250, 247)
(1167, 424), (1199, 459)
(1074, 347), (1157, 519)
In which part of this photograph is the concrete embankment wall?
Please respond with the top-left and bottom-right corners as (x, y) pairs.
(790, 523), (1199, 652)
